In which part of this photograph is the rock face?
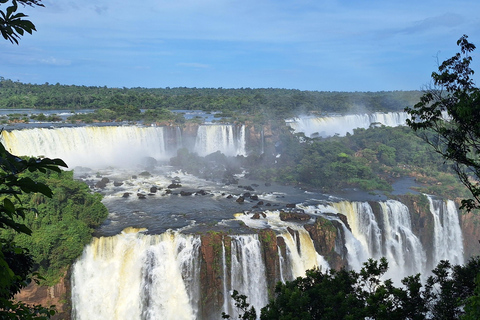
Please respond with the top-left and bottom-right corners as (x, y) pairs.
(14, 271), (71, 320)
(461, 210), (480, 258)
(305, 217), (346, 270)
(199, 232), (230, 319)
(258, 229), (281, 297)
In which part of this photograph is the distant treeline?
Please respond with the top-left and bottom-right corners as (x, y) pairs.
(0, 78), (422, 118)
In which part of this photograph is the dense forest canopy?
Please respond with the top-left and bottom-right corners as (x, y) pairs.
(0, 78), (422, 118)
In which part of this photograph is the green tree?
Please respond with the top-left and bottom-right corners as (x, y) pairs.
(405, 35), (480, 211)
(225, 257), (480, 320)
(0, 139), (66, 318)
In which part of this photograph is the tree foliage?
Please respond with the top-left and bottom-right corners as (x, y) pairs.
(0, 78), (422, 119)
(0, 0), (43, 44)
(406, 35), (480, 211)
(224, 257), (480, 320)
(0, 138), (66, 318)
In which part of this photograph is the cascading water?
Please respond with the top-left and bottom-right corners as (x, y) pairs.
(1, 123), (467, 319)
(287, 111), (410, 138)
(1, 126), (175, 168)
(71, 229), (201, 320)
(228, 235), (268, 318)
(427, 195), (464, 266)
(1, 124), (247, 168)
(194, 124), (246, 157)
(319, 200), (436, 280)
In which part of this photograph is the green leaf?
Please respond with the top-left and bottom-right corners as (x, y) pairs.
(3, 198), (15, 213)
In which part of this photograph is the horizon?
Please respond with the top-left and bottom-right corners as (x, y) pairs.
(1, 0), (479, 92)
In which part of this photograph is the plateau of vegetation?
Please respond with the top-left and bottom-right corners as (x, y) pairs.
(171, 124), (468, 201)
(0, 78), (421, 121)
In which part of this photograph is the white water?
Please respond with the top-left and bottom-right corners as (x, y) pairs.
(1, 124), (247, 168)
(427, 196), (464, 265)
(229, 235), (268, 318)
(2, 127), (173, 168)
(194, 124), (246, 157)
(71, 230), (201, 320)
(2, 122), (465, 319)
(70, 200), (465, 319)
(287, 111), (410, 138)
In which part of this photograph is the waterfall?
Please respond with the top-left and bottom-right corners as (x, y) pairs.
(1, 124), (248, 168)
(287, 111), (410, 138)
(379, 200), (426, 278)
(427, 195), (464, 265)
(279, 228), (329, 278)
(331, 200), (426, 279)
(71, 230), (201, 320)
(194, 124), (246, 157)
(228, 235), (268, 318)
(1, 126), (177, 168)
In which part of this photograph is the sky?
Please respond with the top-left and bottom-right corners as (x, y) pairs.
(1, 0), (480, 91)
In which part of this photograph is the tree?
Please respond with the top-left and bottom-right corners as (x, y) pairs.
(0, 138), (67, 318)
(224, 257), (480, 320)
(405, 35), (480, 211)
(0, 0), (43, 44)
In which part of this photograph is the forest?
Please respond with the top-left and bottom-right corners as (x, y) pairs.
(0, 78), (421, 120)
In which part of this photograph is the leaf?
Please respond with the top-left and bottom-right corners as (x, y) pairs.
(3, 198), (15, 213)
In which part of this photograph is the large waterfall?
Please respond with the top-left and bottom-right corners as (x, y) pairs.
(71, 197), (464, 319)
(0, 122), (466, 319)
(1, 124), (246, 168)
(287, 111), (410, 138)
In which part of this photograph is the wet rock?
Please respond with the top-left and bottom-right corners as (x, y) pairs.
(250, 195), (259, 201)
(113, 181), (123, 187)
(122, 192), (131, 198)
(226, 194), (233, 199)
(251, 212), (266, 219)
(305, 217), (346, 270)
(139, 171), (151, 177)
(137, 193), (146, 199)
(95, 177), (110, 189)
(243, 192), (251, 198)
(265, 203), (271, 206)
(279, 211), (311, 222)
(165, 189), (172, 194)
(168, 183), (182, 189)
(243, 185), (254, 191)
(150, 186), (158, 193)
(195, 190), (208, 196)
(180, 190), (193, 196)
(236, 196), (245, 203)
(286, 203), (296, 208)
(131, 175), (137, 179)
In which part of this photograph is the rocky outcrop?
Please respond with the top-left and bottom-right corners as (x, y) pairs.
(14, 271), (71, 320)
(279, 211), (311, 222)
(305, 217), (346, 270)
(460, 210), (480, 258)
(258, 229), (281, 298)
(199, 231), (230, 320)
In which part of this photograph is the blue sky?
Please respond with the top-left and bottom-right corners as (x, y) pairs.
(1, 0), (479, 91)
